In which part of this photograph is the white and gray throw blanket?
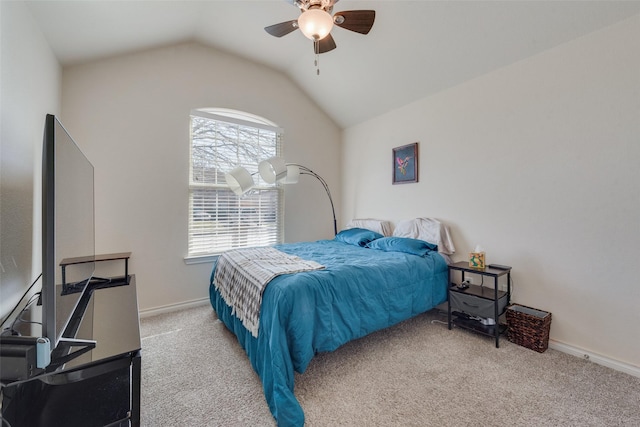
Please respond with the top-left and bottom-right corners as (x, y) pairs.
(213, 246), (325, 338)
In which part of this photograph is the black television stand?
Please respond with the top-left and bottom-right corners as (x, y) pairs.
(1, 271), (141, 427)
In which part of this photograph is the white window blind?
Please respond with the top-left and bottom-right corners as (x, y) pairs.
(188, 110), (283, 257)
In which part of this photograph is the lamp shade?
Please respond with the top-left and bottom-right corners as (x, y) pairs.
(258, 157), (287, 184)
(225, 166), (254, 195)
(282, 165), (300, 184)
(298, 9), (334, 41)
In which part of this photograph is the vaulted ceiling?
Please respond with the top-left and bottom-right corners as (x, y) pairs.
(25, 1), (640, 129)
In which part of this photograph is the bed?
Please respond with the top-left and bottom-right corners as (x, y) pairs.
(209, 219), (454, 426)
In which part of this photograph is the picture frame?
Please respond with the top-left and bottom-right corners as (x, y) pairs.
(392, 142), (419, 184)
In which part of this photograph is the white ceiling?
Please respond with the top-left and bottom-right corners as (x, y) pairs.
(25, 0), (640, 129)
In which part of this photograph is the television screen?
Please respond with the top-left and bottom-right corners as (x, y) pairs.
(42, 114), (95, 350)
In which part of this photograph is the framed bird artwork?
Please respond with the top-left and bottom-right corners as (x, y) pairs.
(392, 142), (418, 184)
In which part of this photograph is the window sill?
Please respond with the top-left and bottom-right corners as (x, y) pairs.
(184, 254), (219, 265)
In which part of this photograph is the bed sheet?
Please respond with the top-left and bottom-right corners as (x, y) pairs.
(209, 239), (448, 426)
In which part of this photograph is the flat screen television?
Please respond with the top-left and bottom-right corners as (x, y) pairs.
(41, 114), (95, 351)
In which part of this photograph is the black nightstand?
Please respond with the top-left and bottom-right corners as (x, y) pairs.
(447, 261), (511, 348)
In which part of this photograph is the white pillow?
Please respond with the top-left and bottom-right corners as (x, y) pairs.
(393, 218), (456, 255)
(345, 218), (393, 237)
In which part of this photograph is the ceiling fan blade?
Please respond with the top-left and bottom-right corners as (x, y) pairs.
(264, 20), (299, 37)
(316, 33), (337, 54)
(334, 10), (375, 35)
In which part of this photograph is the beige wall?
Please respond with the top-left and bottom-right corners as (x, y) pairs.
(61, 42), (341, 313)
(342, 15), (640, 368)
(0, 1), (61, 318)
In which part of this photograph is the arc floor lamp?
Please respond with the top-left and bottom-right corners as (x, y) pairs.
(225, 157), (337, 236)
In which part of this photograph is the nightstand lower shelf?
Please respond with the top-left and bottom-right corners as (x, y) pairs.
(451, 314), (508, 338)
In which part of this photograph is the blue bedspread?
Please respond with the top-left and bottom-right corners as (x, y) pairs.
(209, 240), (448, 426)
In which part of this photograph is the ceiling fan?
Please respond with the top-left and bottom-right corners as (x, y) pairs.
(265, 0), (376, 56)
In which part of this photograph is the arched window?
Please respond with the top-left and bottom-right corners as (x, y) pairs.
(187, 109), (283, 258)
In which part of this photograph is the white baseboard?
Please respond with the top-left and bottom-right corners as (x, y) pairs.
(139, 297), (210, 319)
(549, 339), (640, 378)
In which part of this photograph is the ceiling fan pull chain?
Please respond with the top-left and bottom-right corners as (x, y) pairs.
(314, 39), (320, 75)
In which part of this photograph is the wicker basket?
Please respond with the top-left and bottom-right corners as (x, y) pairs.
(506, 304), (552, 353)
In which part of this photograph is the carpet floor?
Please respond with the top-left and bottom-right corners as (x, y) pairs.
(140, 304), (640, 426)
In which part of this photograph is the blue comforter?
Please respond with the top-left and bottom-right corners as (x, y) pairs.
(209, 240), (448, 426)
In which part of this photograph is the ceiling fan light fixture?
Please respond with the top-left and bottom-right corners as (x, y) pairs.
(298, 9), (334, 40)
